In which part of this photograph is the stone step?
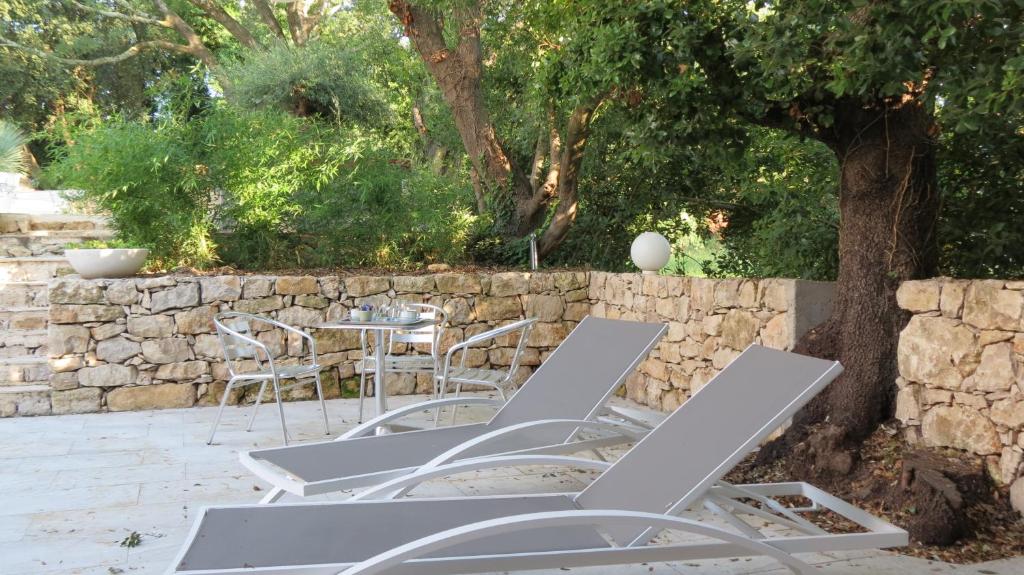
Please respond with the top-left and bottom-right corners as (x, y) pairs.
(0, 330), (47, 358)
(0, 356), (51, 387)
(0, 256), (73, 282)
(0, 282), (49, 308)
(0, 385), (51, 417)
(0, 307), (48, 331)
(0, 213), (109, 234)
(0, 229), (114, 257)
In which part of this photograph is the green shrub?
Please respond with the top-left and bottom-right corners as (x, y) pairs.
(45, 117), (217, 269)
(0, 120), (28, 174)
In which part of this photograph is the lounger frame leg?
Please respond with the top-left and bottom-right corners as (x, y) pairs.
(259, 486), (286, 504)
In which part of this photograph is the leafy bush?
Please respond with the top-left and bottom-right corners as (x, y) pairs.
(0, 120), (27, 174)
(45, 104), (475, 271)
(45, 117), (217, 268)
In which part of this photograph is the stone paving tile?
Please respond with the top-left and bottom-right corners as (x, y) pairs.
(0, 394), (1020, 575)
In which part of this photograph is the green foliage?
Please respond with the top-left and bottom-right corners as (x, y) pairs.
(0, 119), (27, 174)
(64, 239), (136, 249)
(709, 130), (840, 280)
(222, 40), (392, 125)
(45, 103), (475, 271)
(45, 116), (218, 268)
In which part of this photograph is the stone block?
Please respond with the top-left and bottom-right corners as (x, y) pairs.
(436, 273), (482, 294)
(940, 280), (967, 318)
(106, 279), (140, 305)
(50, 304), (125, 324)
(488, 272), (529, 296)
(277, 305), (324, 327)
(528, 322), (567, 347)
(475, 297), (523, 321)
(107, 383), (195, 411)
(233, 295), (284, 314)
(344, 276), (389, 297)
(1011, 477), (1024, 517)
(95, 337), (142, 363)
(127, 315), (174, 338)
(50, 371), (78, 391)
(90, 322), (126, 341)
(895, 385), (921, 423)
(897, 315), (978, 388)
(990, 398), (1024, 428)
(78, 364), (138, 387)
(51, 387), (102, 414)
(174, 306), (216, 334)
(393, 275), (435, 293)
(276, 275), (319, 295)
(51, 356), (84, 373)
(974, 342), (1018, 392)
(963, 281), (1023, 331)
(720, 309), (759, 350)
(199, 276), (241, 302)
(897, 280), (941, 312)
(155, 360), (209, 381)
(242, 276), (274, 298)
(294, 294), (328, 309)
(564, 302), (589, 322)
(141, 338), (191, 364)
(921, 404), (1001, 455)
(49, 278), (105, 304)
(524, 294), (564, 322)
(150, 282), (200, 313)
(48, 324), (90, 356)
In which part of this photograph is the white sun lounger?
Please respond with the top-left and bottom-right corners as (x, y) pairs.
(243, 316), (668, 502)
(170, 345), (907, 575)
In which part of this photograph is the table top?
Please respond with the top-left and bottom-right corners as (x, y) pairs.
(315, 317), (436, 330)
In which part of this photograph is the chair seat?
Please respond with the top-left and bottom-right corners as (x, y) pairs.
(435, 367), (509, 385)
(236, 363), (322, 380)
(362, 355), (437, 372)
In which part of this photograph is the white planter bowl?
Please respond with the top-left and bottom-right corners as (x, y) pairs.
(65, 248), (149, 279)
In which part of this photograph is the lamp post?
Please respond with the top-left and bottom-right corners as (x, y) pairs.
(630, 232), (671, 275)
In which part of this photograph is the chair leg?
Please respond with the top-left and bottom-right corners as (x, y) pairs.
(246, 380), (268, 432)
(207, 379), (234, 445)
(314, 372), (330, 435)
(357, 364), (367, 424)
(272, 376), (289, 446)
(449, 379), (465, 426)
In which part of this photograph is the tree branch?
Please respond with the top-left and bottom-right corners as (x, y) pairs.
(252, 0), (287, 40)
(0, 36), (194, 66)
(184, 0), (261, 50)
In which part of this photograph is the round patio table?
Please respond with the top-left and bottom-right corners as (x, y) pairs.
(315, 316), (437, 419)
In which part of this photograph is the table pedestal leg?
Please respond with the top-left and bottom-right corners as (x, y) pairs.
(374, 328), (387, 434)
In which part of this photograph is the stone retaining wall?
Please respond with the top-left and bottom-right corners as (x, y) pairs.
(895, 278), (1024, 490)
(588, 273), (833, 412)
(42, 271), (834, 417)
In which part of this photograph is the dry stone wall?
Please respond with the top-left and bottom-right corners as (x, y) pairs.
(588, 273), (833, 411)
(895, 278), (1024, 496)
(39, 271), (834, 418)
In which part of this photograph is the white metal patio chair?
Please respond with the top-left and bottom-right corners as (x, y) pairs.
(435, 317), (536, 403)
(170, 345), (908, 575)
(356, 302), (447, 422)
(209, 312), (330, 446)
(240, 316), (666, 503)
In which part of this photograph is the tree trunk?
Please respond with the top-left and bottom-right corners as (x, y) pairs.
(769, 99), (940, 475)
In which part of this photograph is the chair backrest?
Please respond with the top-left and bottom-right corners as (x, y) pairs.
(574, 345), (842, 546)
(388, 303), (447, 352)
(214, 312), (268, 376)
(486, 316), (666, 428)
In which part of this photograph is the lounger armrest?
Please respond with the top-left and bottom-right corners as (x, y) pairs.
(333, 509), (813, 575)
(417, 418), (645, 470)
(352, 455), (611, 501)
(337, 397), (504, 440)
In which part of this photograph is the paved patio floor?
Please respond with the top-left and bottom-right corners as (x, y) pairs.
(0, 394), (1021, 575)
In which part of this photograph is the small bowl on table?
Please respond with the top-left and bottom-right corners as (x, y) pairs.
(351, 309), (373, 322)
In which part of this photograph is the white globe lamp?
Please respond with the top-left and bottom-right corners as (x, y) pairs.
(630, 232), (671, 274)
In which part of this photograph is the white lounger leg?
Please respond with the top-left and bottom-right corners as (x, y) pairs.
(259, 486), (286, 504)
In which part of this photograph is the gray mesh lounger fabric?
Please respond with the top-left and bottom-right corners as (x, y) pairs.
(246, 316), (667, 490)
